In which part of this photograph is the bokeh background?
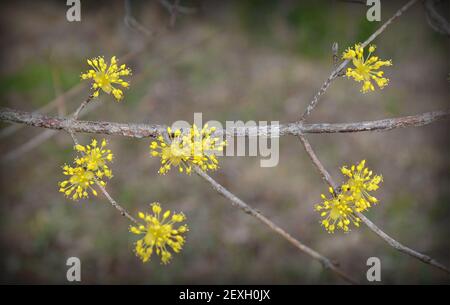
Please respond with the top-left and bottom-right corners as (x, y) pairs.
(0, 0), (449, 284)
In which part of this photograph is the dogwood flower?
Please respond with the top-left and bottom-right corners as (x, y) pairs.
(81, 56), (131, 101)
(130, 203), (188, 264)
(150, 124), (226, 175)
(343, 44), (392, 93)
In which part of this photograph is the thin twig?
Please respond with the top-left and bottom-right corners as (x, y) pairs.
(95, 180), (138, 224)
(193, 166), (357, 284)
(72, 94), (94, 121)
(356, 212), (450, 274)
(332, 42), (339, 69)
(1, 108), (448, 139)
(298, 134), (338, 190)
(300, 0), (419, 121)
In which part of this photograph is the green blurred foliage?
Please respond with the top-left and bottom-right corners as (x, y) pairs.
(0, 60), (80, 108)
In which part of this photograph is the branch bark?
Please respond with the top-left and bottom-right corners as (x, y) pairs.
(1, 107), (448, 139)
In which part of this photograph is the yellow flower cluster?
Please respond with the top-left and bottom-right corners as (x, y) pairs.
(59, 166), (97, 201)
(315, 187), (361, 233)
(315, 160), (382, 233)
(342, 44), (392, 93)
(81, 56), (131, 101)
(59, 139), (113, 200)
(150, 124), (227, 175)
(130, 203), (188, 264)
(341, 159), (382, 212)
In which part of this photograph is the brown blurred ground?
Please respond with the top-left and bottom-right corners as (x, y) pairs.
(0, 0), (449, 284)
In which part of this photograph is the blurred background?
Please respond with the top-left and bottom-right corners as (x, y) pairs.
(0, 0), (449, 284)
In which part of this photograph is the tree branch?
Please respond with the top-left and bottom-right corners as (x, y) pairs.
(1, 108), (448, 139)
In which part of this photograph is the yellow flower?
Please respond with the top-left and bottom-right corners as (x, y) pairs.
(342, 44), (392, 93)
(74, 139), (114, 179)
(315, 187), (361, 233)
(130, 203), (188, 264)
(81, 56), (131, 101)
(341, 160), (382, 212)
(150, 124), (227, 175)
(59, 138), (113, 201)
(58, 165), (98, 200)
(315, 160), (382, 233)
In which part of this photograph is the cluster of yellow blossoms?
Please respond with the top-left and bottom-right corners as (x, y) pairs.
(59, 47), (392, 265)
(130, 203), (188, 264)
(150, 124), (227, 175)
(342, 44), (392, 93)
(81, 56), (131, 101)
(315, 160), (383, 233)
(59, 139), (113, 200)
(315, 187), (362, 233)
